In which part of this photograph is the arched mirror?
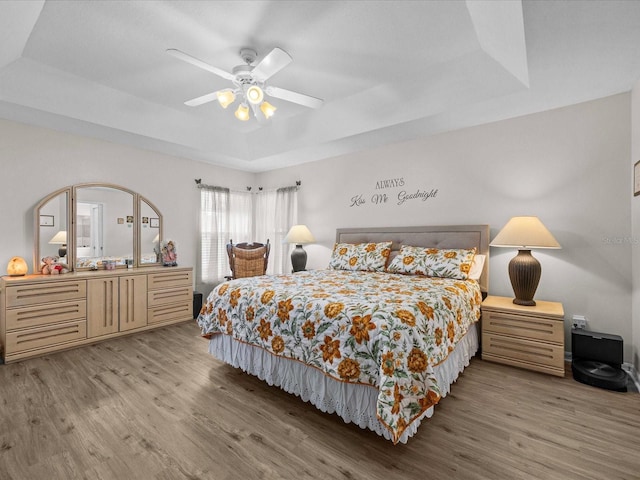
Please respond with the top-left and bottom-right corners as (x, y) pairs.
(35, 187), (71, 269)
(34, 183), (163, 272)
(74, 184), (135, 269)
(139, 196), (162, 265)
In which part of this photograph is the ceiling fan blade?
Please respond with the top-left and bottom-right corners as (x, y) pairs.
(166, 48), (235, 81)
(184, 90), (224, 107)
(252, 48), (292, 82)
(265, 86), (323, 109)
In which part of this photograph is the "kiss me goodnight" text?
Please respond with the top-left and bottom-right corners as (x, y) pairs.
(350, 188), (438, 207)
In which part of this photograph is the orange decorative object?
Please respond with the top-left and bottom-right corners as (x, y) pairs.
(7, 256), (28, 276)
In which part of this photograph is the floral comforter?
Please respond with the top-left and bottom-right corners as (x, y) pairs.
(197, 269), (482, 443)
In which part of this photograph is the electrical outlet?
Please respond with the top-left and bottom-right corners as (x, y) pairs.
(572, 314), (587, 329)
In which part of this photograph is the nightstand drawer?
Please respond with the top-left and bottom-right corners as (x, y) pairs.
(483, 310), (563, 344)
(483, 332), (565, 369)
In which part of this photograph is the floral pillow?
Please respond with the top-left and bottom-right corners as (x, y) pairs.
(387, 245), (476, 280)
(328, 242), (392, 272)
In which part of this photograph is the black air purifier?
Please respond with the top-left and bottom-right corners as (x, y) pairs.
(571, 329), (627, 392)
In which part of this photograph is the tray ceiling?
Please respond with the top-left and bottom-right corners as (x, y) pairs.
(1, 1), (640, 172)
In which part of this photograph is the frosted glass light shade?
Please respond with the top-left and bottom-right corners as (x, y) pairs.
(260, 101), (277, 118)
(284, 225), (315, 245)
(217, 90), (236, 109)
(235, 103), (250, 121)
(7, 256), (28, 276)
(246, 85), (264, 105)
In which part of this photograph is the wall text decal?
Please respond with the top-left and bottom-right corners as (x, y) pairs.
(349, 177), (439, 207)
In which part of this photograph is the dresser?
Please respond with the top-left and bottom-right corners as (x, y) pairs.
(481, 295), (565, 377)
(0, 266), (192, 363)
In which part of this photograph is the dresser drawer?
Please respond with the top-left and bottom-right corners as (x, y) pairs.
(148, 301), (192, 324)
(483, 310), (563, 344)
(6, 281), (86, 308)
(5, 319), (87, 354)
(148, 286), (192, 307)
(6, 299), (86, 331)
(483, 332), (564, 369)
(147, 270), (192, 290)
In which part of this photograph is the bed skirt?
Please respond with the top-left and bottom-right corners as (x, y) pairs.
(208, 323), (478, 444)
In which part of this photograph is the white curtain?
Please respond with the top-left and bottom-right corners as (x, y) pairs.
(254, 190), (277, 272)
(199, 186), (230, 284)
(255, 186), (298, 274)
(228, 190), (252, 245)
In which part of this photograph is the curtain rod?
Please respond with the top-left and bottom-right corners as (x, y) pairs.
(195, 179), (300, 192)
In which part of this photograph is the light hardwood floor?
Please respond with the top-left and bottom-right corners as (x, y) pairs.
(0, 321), (638, 480)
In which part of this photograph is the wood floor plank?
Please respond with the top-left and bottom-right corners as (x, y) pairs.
(0, 321), (638, 480)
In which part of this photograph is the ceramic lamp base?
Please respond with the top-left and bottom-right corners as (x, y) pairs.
(291, 245), (307, 272)
(509, 249), (541, 306)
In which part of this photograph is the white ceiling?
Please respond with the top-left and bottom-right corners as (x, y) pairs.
(1, 0), (640, 172)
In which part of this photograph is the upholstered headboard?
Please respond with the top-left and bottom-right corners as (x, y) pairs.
(335, 225), (490, 293)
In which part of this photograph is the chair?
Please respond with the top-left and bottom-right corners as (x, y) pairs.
(226, 239), (270, 280)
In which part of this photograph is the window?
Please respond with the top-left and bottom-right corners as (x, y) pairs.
(199, 185), (298, 284)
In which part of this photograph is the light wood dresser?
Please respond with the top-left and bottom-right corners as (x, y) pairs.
(481, 295), (565, 377)
(0, 266), (192, 363)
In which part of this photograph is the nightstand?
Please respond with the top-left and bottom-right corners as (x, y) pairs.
(481, 295), (565, 377)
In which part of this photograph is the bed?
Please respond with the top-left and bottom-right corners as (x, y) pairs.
(197, 225), (489, 444)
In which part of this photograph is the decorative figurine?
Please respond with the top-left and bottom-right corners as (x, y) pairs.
(161, 240), (177, 266)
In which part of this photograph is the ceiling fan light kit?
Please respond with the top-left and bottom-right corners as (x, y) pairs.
(167, 46), (323, 123)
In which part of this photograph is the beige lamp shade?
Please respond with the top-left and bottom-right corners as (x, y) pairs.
(284, 225), (315, 245)
(490, 216), (561, 249)
(7, 256), (28, 276)
(49, 230), (67, 244)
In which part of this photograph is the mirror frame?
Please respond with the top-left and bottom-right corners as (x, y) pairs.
(34, 186), (72, 273)
(139, 195), (164, 267)
(34, 183), (163, 272)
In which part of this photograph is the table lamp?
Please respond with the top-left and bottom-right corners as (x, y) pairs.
(284, 225), (315, 272)
(490, 216), (561, 306)
(49, 230), (67, 257)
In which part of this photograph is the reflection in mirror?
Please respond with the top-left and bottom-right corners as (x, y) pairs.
(75, 186), (134, 269)
(140, 197), (161, 265)
(38, 190), (69, 267)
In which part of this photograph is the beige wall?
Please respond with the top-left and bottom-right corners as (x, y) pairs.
(260, 93), (634, 362)
(0, 93), (635, 363)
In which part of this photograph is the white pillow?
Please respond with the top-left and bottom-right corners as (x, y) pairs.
(467, 254), (486, 281)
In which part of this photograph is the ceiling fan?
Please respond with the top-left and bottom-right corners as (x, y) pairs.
(167, 47), (323, 122)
